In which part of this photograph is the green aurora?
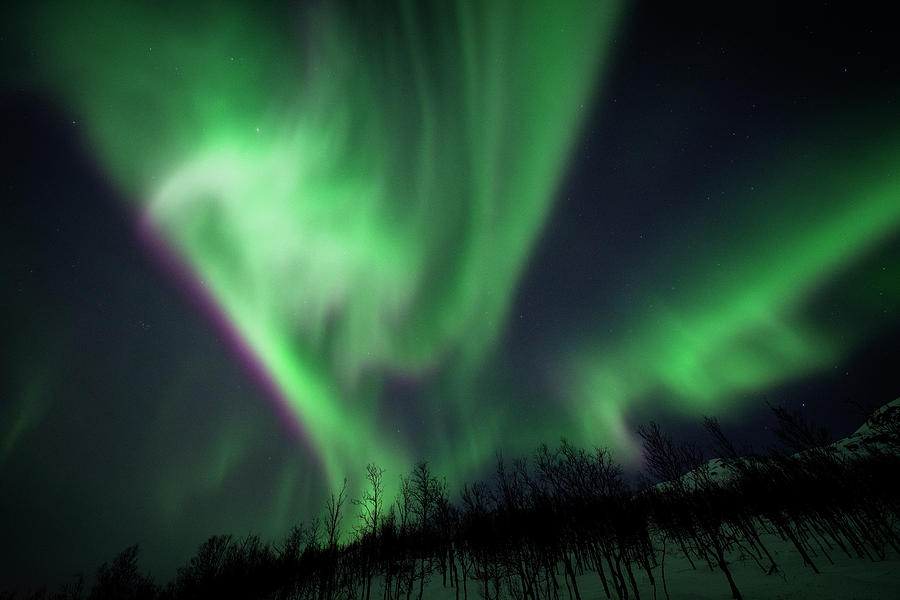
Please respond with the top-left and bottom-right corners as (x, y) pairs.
(568, 127), (900, 460)
(4, 0), (900, 570)
(12, 0), (625, 503)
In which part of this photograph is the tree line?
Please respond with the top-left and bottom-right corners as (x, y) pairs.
(5, 401), (899, 600)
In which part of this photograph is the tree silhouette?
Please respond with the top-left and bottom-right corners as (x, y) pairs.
(88, 546), (155, 600)
(353, 464), (385, 600)
(7, 400), (900, 600)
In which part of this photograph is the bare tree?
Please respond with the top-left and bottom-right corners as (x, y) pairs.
(90, 545), (156, 600)
(409, 462), (446, 600)
(353, 464), (386, 600)
(355, 464), (386, 541)
(319, 478), (349, 600)
(703, 416), (739, 462)
(769, 405), (831, 453)
(637, 422), (687, 486)
(326, 478), (349, 550)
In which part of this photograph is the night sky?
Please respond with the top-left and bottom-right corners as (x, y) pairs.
(2, 0), (899, 590)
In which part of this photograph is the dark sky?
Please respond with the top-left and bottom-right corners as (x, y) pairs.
(2, 0), (899, 591)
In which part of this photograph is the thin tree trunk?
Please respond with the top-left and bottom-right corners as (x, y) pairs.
(563, 553), (582, 600)
(784, 526), (820, 574)
(592, 546), (612, 599)
(623, 558), (640, 600)
(677, 537), (696, 570)
(660, 535), (670, 600)
(417, 556), (425, 600)
(714, 545), (742, 600)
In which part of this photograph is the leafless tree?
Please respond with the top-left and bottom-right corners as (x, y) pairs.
(353, 464), (386, 600)
(769, 405), (831, 453)
(326, 478), (349, 550)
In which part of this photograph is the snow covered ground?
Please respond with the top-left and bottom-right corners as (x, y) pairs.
(573, 532), (899, 600)
(408, 398), (900, 599)
(407, 530), (899, 600)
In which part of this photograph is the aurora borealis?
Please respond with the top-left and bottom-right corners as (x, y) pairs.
(11, 0), (624, 493)
(2, 0), (899, 590)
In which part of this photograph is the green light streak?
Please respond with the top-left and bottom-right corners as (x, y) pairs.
(17, 0), (624, 504)
(570, 132), (900, 460)
(1, 374), (51, 465)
